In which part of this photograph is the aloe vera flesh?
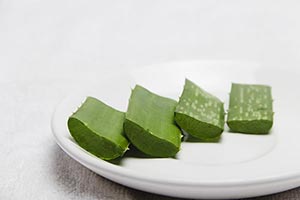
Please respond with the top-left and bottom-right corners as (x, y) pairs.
(175, 79), (225, 140)
(68, 97), (129, 160)
(227, 83), (273, 134)
(124, 85), (182, 157)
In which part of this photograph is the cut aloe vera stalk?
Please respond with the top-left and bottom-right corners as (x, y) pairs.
(68, 97), (129, 160)
(227, 83), (273, 134)
(124, 85), (182, 157)
(175, 79), (225, 140)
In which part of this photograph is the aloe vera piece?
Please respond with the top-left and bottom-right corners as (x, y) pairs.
(175, 79), (225, 140)
(124, 85), (182, 157)
(68, 97), (129, 160)
(227, 83), (274, 134)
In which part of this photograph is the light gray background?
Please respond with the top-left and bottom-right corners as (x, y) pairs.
(1, 1), (300, 199)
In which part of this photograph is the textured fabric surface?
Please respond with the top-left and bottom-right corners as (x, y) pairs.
(1, 1), (300, 199)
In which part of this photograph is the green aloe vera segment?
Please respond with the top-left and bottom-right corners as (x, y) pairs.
(124, 85), (182, 157)
(68, 97), (129, 160)
(227, 83), (274, 134)
(175, 79), (225, 139)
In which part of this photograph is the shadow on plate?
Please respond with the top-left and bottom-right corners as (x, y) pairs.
(108, 145), (171, 165)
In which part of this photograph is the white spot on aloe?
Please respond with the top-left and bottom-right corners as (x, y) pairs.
(192, 104), (196, 109)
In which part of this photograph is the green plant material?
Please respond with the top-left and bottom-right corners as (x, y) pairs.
(227, 83), (274, 134)
(175, 79), (225, 140)
(68, 97), (129, 160)
(124, 85), (182, 157)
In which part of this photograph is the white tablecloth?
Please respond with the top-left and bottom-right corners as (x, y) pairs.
(1, 1), (300, 199)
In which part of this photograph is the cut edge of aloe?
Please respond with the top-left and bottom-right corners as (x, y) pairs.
(124, 118), (180, 157)
(175, 112), (223, 140)
(68, 117), (129, 160)
(227, 119), (273, 134)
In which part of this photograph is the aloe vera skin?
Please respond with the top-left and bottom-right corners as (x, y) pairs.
(68, 97), (129, 160)
(124, 85), (182, 157)
(227, 83), (274, 134)
(175, 79), (225, 140)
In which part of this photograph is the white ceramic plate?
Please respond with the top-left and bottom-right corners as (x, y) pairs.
(52, 61), (300, 199)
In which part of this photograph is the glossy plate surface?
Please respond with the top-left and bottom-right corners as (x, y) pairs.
(52, 61), (300, 199)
